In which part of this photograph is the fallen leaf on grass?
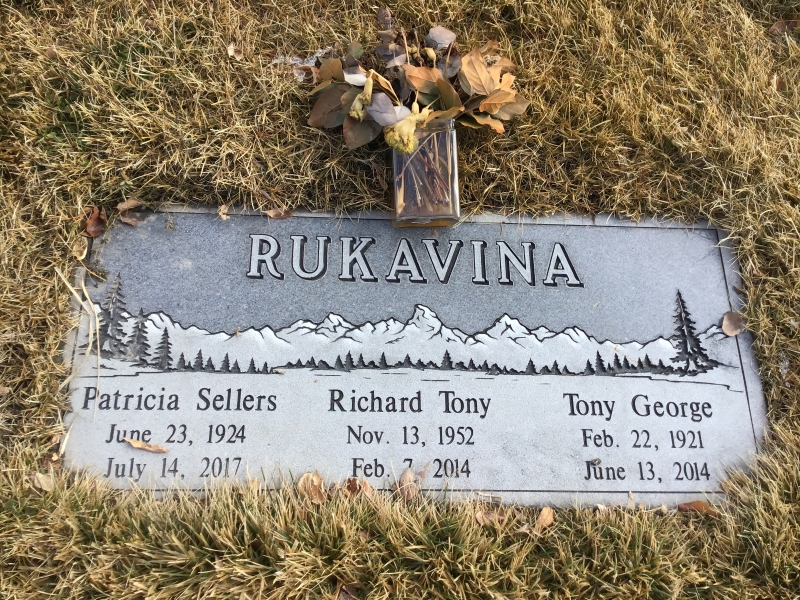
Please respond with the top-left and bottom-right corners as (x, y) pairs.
(264, 208), (293, 219)
(370, 71), (401, 105)
(534, 506), (554, 533)
(319, 57), (344, 83)
(722, 311), (744, 336)
(32, 472), (55, 492)
(479, 89), (517, 114)
(476, 509), (507, 526)
(84, 207), (107, 238)
(677, 500), (718, 517)
(493, 94), (530, 120)
(218, 204), (230, 220)
(437, 78), (462, 109)
(770, 18), (798, 35)
(342, 477), (375, 499)
(338, 584), (359, 600)
(396, 468), (418, 501)
(471, 112), (504, 133)
(308, 84), (349, 128)
(423, 106), (464, 126)
(297, 471), (327, 504)
(227, 42), (243, 61)
(71, 236), (88, 260)
(405, 66), (443, 94)
(124, 437), (169, 453)
(117, 198), (144, 227)
(426, 26), (457, 50)
(376, 6), (393, 27)
(366, 92), (404, 126)
(343, 115), (383, 149)
(0, 386), (11, 396)
(296, 65), (320, 84)
(44, 47), (58, 60)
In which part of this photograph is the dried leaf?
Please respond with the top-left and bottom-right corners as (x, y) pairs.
(371, 71), (401, 104)
(534, 506), (555, 533)
(377, 29), (397, 43)
(481, 40), (500, 55)
(308, 84), (349, 128)
(426, 26), (457, 50)
(498, 72), (516, 91)
(722, 311), (744, 336)
(346, 40), (364, 59)
(627, 491), (636, 511)
(0, 386), (11, 396)
(44, 47), (58, 60)
(479, 89), (517, 114)
(264, 208), (292, 219)
(438, 54), (462, 78)
(475, 509), (507, 526)
(72, 235), (88, 260)
(319, 57), (344, 82)
(32, 472), (55, 492)
(677, 500), (719, 517)
(457, 113), (483, 129)
(119, 211), (140, 227)
(343, 66), (367, 87)
(117, 198), (143, 212)
(342, 477), (374, 498)
(366, 92), (403, 126)
(297, 471), (327, 504)
(493, 94), (530, 120)
(340, 87), (361, 114)
(339, 585), (358, 600)
(310, 79), (335, 97)
(396, 468), (418, 501)
(296, 65), (320, 84)
(227, 42), (243, 61)
(437, 78), (462, 109)
(85, 207), (107, 238)
(376, 6), (393, 27)
(405, 66), (443, 94)
(770, 18), (798, 35)
(488, 57), (516, 86)
(343, 115), (383, 149)
(423, 106), (464, 125)
(471, 112), (504, 133)
(123, 437), (169, 453)
(359, 530), (370, 541)
(385, 53), (407, 70)
(458, 48), (495, 96)
(218, 204), (230, 221)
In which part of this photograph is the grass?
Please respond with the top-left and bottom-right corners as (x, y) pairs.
(1, 0), (799, 597)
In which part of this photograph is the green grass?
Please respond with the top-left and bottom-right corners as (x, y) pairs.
(1, 0), (799, 597)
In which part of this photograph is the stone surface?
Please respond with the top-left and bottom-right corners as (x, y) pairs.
(63, 209), (767, 505)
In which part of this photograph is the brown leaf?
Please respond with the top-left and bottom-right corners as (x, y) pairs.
(481, 40), (500, 55)
(119, 211), (139, 226)
(117, 198), (144, 212)
(534, 506), (555, 533)
(340, 87), (361, 114)
(359, 530), (370, 541)
(488, 57), (516, 87)
(722, 311), (744, 336)
(396, 468), (418, 501)
(376, 6), (393, 27)
(85, 207), (107, 238)
(371, 71), (401, 104)
(423, 106), (464, 126)
(405, 66), (443, 94)
(218, 204), (230, 220)
(343, 477), (362, 498)
(308, 84), (349, 128)
(44, 47), (58, 60)
(296, 65), (320, 84)
(471, 112), (504, 133)
(343, 65), (368, 86)
(770, 18), (798, 35)
(32, 472), (55, 492)
(310, 79), (335, 97)
(475, 509), (507, 526)
(458, 48), (495, 96)
(438, 54), (462, 78)
(498, 73), (516, 91)
(123, 437), (169, 453)
(479, 89), (517, 114)
(72, 236), (88, 260)
(0, 386), (11, 396)
(343, 116), (383, 149)
(339, 584), (358, 600)
(426, 26), (457, 50)
(227, 42), (243, 61)
(297, 471), (327, 504)
(346, 40), (364, 59)
(457, 113), (483, 129)
(319, 57), (344, 82)
(493, 95), (530, 121)
(437, 78), (462, 109)
(677, 500), (718, 517)
(264, 208), (293, 219)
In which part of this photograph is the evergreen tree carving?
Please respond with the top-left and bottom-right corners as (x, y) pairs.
(231, 360), (241, 373)
(671, 291), (715, 374)
(127, 309), (151, 365)
(525, 359), (536, 374)
(344, 352), (355, 370)
(378, 353), (389, 368)
(99, 272), (127, 357)
(441, 350), (453, 370)
(262, 361), (270, 373)
(594, 351), (606, 374)
(155, 328), (172, 370)
(205, 357), (215, 371)
(584, 360), (595, 375)
(176, 353), (187, 370)
(193, 350), (204, 371)
(220, 353), (231, 373)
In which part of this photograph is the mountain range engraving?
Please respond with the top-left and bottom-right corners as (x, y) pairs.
(92, 274), (721, 377)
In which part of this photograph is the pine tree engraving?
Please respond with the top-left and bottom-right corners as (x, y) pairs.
(126, 309), (151, 365)
(176, 353), (187, 370)
(220, 354), (231, 373)
(440, 350), (453, 370)
(671, 291), (715, 374)
(193, 350), (204, 371)
(154, 328), (172, 370)
(99, 272), (127, 357)
(248, 359), (257, 373)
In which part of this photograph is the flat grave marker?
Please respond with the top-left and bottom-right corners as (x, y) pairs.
(63, 209), (767, 505)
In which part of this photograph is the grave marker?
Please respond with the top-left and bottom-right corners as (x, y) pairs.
(63, 209), (767, 505)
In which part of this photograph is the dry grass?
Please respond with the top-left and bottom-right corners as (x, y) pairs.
(1, 0), (799, 597)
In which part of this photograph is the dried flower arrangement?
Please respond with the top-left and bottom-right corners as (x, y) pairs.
(303, 7), (530, 224)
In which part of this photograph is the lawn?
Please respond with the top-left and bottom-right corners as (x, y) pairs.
(1, 0), (799, 597)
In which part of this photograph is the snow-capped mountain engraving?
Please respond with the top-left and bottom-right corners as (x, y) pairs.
(93, 274), (721, 377)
